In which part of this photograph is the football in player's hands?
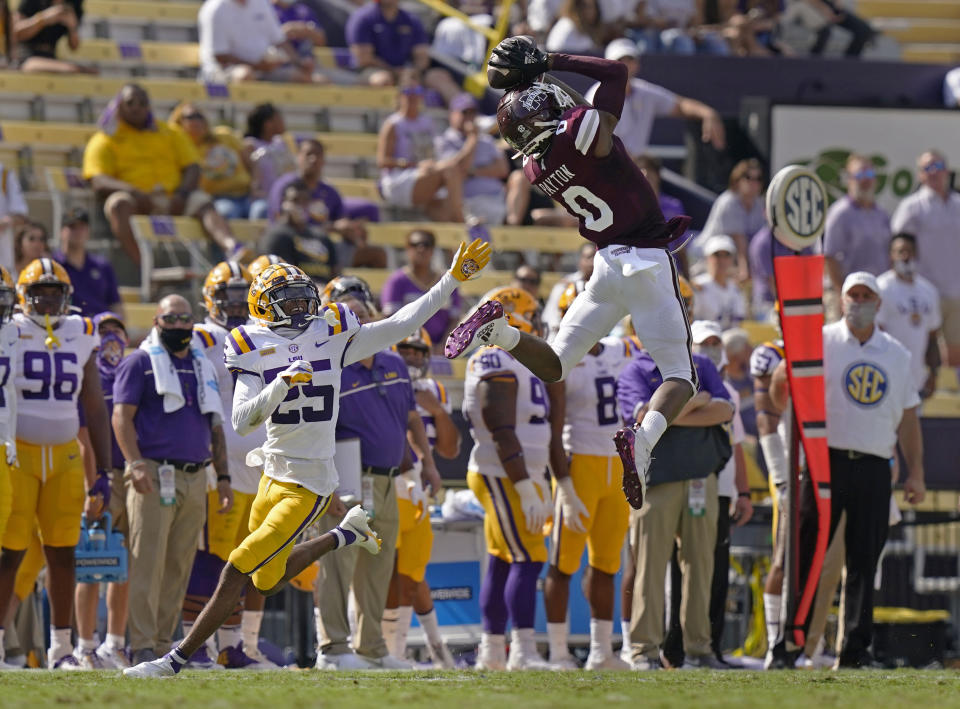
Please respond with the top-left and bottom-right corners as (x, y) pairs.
(280, 360), (314, 386)
(487, 35), (548, 89)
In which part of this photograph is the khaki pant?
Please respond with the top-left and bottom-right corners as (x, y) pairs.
(805, 512), (847, 656)
(314, 474), (399, 659)
(629, 475), (718, 660)
(126, 461), (206, 655)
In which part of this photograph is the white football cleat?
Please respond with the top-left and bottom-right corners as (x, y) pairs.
(340, 506), (381, 554)
(427, 640), (456, 669)
(76, 650), (105, 670)
(50, 653), (84, 671)
(474, 637), (506, 671)
(315, 651), (376, 670)
(506, 648), (551, 671)
(123, 654), (180, 678)
(96, 644), (131, 669)
(585, 652), (631, 671)
(548, 654), (580, 671)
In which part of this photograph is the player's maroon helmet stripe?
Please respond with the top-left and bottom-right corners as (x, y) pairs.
(496, 81), (577, 159)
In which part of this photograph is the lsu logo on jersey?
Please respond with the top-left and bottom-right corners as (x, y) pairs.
(844, 361), (888, 407)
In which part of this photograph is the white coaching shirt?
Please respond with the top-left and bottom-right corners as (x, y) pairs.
(824, 321), (920, 459)
(875, 270), (941, 393)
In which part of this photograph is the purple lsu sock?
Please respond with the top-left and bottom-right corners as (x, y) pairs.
(505, 561), (542, 630)
(480, 555), (510, 634)
(185, 550), (226, 598)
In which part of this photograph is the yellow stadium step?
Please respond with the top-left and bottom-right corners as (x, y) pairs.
(936, 367), (959, 392)
(84, 0), (199, 24)
(920, 392), (960, 418)
(900, 43), (960, 63)
(874, 19), (960, 44)
(858, 0), (960, 20)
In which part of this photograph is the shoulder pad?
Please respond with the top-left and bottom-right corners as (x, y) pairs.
(82, 317), (95, 336)
(226, 325), (257, 355)
(194, 325), (216, 349)
(323, 302), (361, 337)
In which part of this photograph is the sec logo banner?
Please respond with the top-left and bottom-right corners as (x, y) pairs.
(767, 165), (827, 251)
(844, 362), (888, 407)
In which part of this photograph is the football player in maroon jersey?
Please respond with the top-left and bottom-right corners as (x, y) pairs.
(446, 37), (696, 510)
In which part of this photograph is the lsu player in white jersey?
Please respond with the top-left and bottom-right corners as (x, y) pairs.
(125, 238), (491, 678)
(183, 261), (275, 669)
(382, 328), (459, 668)
(0, 267), (20, 670)
(0, 258), (111, 670)
(463, 287), (583, 671)
(543, 281), (633, 671)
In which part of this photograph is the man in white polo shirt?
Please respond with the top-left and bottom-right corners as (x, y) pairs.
(692, 236), (746, 330)
(823, 271), (926, 668)
(876, 233), (942, 401)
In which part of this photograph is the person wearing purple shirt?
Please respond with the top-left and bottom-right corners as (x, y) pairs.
(617, 349), (733, 669)
(53, 207), (122, 318)
(112, 295), (230, 664)
(749, 225), (818, 320)
(315, 295), (439, 669)
(272, 0), (326, 61)
(823, 155), (891, 292)
(433, 93), (510, 225)
(267, 139), (383, 269)
(380, 229), (462, 345)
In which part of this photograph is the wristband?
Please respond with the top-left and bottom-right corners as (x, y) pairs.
(217, 475), (231, 483)
(501, 450), (524, 464)
(738, 492), (750, 499)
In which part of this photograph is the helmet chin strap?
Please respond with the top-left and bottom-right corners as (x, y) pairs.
(43, 313), (61, 350)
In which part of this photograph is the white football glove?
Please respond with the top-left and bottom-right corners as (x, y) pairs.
(280, 360), (313, 387)
(514, 478), (548, 535)
(555, 477), (588, 534)
(4, 440), (16, 467)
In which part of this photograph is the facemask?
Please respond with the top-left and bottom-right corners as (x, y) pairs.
(844, 301), (878, 330)
(893, 259), (916, 279)
(159, 327), (193, 352)
(695, 344), (724, 369)
(98, 331), (126, 375)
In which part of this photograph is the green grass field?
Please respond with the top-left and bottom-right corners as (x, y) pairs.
(3, 669), (960, 709)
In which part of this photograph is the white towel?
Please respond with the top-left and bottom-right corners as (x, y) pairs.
(139, 328), (223, 418)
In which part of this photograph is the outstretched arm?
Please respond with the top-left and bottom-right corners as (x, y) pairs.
(343, 238), (492, 365)
(548, 53), (627, 158)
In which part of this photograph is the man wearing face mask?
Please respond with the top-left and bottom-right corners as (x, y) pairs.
(822, 272), (926, 668)
(261, 179), (340, 286)
(823, 155), (891, 313)
(112, 294), (231, 665)
(876, 234), (942, 402)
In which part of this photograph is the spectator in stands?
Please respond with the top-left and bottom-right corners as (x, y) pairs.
(271, 0), (327, 73)
(635, 154), (684, 222)
(693, 235), (745, 329)
(13, 0), (96, 74)
(0, 161), (28, 274)
(891, 150), (960, 368)
(699, 158), (766, 283)
(718, 1), (788, 57)
(876, 233), (942, 401)
(377, 77), (465, 222)
(346, 0), (459, 103)
(260, 179), (339, 285)
(945, 67), (960, 109)
(823, 154), (890, 296)
(169, 103), (254, 221)
(748, 224), (818, 321)
(244, 103), (294, 221)
(198, 0), (317, 84)
(585, 39), (725, 160)
(112, 294), (230, 664)
(53, 206), (122, 318)
(632, 0), (730, 55)
(380, 228), (462, 346)
(806, 0), (874, 58)
(512, 264), (542, 300)
(12, 220), (49, 278)
(545, 0), (610, 54)
(82, 84), (243, 266)
(435, 94), (510, 226)
(267, 138), (384, 268)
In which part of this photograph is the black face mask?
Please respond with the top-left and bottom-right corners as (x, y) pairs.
(159, 327), (193, 352)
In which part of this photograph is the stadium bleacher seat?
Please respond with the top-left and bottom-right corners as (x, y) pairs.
(858, 0), (960, 63)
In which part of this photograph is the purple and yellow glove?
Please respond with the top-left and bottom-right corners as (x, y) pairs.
(88, 469), (111, 509)
(280, 360), (314, 387)
(449, 237), (493, 282)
